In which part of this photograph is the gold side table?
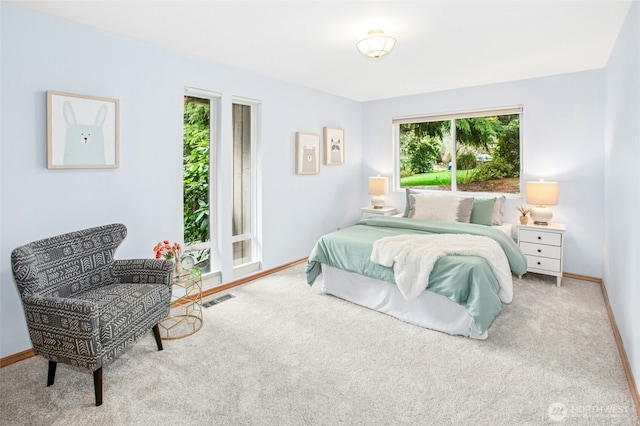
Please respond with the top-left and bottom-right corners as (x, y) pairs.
(158, 272), (203, 339)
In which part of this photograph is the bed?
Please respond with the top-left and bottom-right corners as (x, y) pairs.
(305, 193), (528, 339)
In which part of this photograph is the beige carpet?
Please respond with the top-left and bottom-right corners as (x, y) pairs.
(1, 263), (637, 425)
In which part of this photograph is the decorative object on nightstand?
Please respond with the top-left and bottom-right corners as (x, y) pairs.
(518, 222), (566, 286)
(526, 179), (558, 225)
(516, 205), (532, 225)
(360, 206), (397, 219)
(368, 175), (388, 209)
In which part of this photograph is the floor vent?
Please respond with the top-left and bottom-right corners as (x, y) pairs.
(203, 294), (235, 308)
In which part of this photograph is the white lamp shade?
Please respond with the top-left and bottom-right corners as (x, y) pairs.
(526, 180), (558, 206)
(368, 176), (389, 195)
(368, 176), (388, 209)
(356, 30), (396, 59)
(526, 180), (558, 225)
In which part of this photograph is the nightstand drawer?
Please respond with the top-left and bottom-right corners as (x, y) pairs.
(360, 206), (397, 219)
(519, 229), (562, 246)
(519, 242), (562, 259)
(361, 212), (380, 218)
(526, 255), (561, 273)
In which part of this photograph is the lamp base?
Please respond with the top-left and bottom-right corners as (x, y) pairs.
(530, 206), (553, 225)
(371, 195), (385, 209)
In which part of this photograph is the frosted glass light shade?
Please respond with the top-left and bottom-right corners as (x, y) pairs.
(356, 30), (396, 59)
(526, 180), (559, 225)
(368, 176), (388, 209)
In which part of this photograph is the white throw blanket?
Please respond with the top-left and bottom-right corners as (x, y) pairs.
(370, 234), (513, 303)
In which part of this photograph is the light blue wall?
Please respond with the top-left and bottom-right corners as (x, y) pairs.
(0, 4), (365, 357)
(604, 0), (640, 396)
(362, 70), (606, 278)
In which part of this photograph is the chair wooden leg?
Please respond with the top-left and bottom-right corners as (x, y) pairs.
(152, 324), (163, 351)
(93, 368), (103, 407)
(47, 361), (57, 386)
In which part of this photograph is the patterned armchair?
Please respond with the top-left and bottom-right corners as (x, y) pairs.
(10, 223), (173, 406)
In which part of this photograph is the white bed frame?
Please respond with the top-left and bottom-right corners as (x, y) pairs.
(322, 265), (487, 339)
(319, 224), (513, 340)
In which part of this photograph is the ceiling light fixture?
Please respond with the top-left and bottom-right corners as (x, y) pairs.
(356, 30), (396, 59)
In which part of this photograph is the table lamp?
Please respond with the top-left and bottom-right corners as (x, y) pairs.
(368, 176), (389, 209)
(526, 179), (558, 225)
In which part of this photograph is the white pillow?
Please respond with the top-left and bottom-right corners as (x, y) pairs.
(405, 191), (505, 224)
(493, 195), (505, 225)
(408, 193), (460, 222)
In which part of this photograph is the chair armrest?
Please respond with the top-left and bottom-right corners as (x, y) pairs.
(21, 294), (102, 369)
(111, 259), (173, 287)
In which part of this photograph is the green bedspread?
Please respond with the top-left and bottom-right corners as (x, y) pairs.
(305, 216), (527, 334)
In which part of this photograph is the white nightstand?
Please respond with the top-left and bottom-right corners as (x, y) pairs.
(517, 222), (566, 286)
(360, 206), (397, 219)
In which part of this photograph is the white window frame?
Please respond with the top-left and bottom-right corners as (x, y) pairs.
(183, 87), (221, 283)
(392, 105), (523, 195)
(231, 96), (261, 277)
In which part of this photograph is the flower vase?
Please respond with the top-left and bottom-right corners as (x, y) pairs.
(519, 216), (529, 225)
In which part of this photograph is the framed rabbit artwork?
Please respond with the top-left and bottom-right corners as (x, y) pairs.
(47, 91), (119, 169)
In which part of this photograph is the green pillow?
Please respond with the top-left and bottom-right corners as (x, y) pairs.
(470, 197), (496, 226)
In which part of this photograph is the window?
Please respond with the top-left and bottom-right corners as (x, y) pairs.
(394, 106), (522, 194)
(232, 98), (260, 276)
(183, 88), (219, 274)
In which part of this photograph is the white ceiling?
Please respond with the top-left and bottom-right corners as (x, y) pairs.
(11, 0), (632, 102)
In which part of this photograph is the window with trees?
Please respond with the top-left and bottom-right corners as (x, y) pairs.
(183, 88), (219, 274)
(394, 106), (522, 194)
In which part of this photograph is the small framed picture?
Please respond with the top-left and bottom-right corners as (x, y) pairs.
(47, 91), (120, 169)
(295, 132), (320, 175)
(324, 127), (344, 165)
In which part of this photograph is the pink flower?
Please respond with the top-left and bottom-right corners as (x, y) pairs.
(153, 240), (182, 260)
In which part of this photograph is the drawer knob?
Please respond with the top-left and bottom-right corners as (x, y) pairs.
(537, 261), (541, 265)
(537, 249), (541, 253)
(537, 236), (542, 240)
